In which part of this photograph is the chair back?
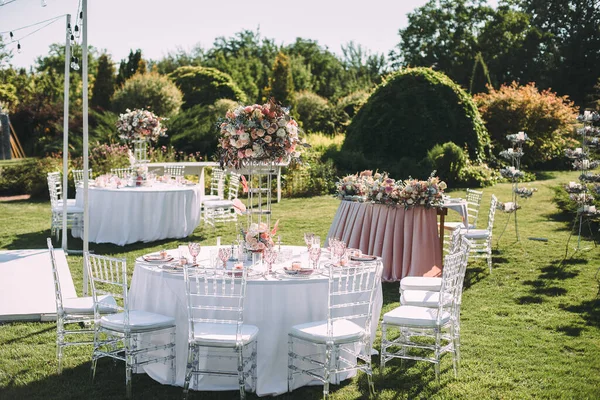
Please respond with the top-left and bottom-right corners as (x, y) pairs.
(164, 165), (185, 177)
(183, 266), (249, 344)
(465, 189), (484, 228)
(486, 195), (499, 232)
(448, 227), (463, 254)
(228, 172), (241, 200)
(47, 172), (62, 208)
(455, 238), (472, 306)
(85, 253), (127, 320)
(47, 238), (64, 315)
(72, 169), (93, 186)
(209, 167), (225, 198)
(326, 262), (382, 343)
(437, 251), (463, 320)
(110, 167), (133, 178)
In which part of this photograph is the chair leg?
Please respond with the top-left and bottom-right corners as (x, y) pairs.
(237, 346), (246, 400)
(125, 336), (133, 399)
(434, 330), (441, 385)
(379, 323), (387, 373)
(56, 319), (64, 374)
(251, 341), (257, 392)
(323, 342), (333, 400)
(287, 335), (294, 391)
(183, 345), (194, 400)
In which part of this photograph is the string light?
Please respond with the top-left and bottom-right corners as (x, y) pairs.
(74, 24), (80, 39)
(9, 31), (14, 41)
(17, 41), (21, 53)
(70, 56), (80, 71)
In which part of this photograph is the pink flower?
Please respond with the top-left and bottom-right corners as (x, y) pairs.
(245, 148), (254, 157)
(238, 150), (245, 159)
(244, 106), (253, 113)
(263, 135), (272, 143)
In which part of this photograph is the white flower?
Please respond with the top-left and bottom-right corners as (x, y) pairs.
(276, 128), (286, 138)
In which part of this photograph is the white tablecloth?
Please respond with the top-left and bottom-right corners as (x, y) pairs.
(443, 199), (469, 227)
(73, 183), (203, 245)
(129, 245), (383, 396)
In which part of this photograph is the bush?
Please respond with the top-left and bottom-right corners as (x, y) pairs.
(475, 82), (579, 168)
(424, 142), (466, 186)
(295, 91), (347, 134)
(342, 67), (489, 178)
(112, 72), (183, 117)
(336, 90), (370, 119)
(169, 66), (246, 109)
(83, 142), (131, 175)
(0, 156), (63, 198)
(458, 160), (500, 188)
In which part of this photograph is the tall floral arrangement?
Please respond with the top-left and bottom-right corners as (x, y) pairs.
(218, 99), (305, 168)
(116, 108), (168, 142)
(244, 220), (279, 252)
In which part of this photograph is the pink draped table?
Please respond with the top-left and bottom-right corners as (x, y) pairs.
(327, 201), (442, 282)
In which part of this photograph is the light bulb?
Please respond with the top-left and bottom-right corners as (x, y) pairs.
(74, 25), (80, 39)
(41, 0), (47, 6)
(9, 32), (14, 42)
(17, 42), (21, 53)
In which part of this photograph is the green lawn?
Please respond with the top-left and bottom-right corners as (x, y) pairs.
(1, 171), (599, 399)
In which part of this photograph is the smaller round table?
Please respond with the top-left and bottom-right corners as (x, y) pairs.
(74, 183), (203, 246)
(129, 245), (383, 396)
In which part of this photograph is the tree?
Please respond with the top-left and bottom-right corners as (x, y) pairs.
(91, 53), (116, 110)
(169, 66), (246, 109)
(112, 72), (183, 117)
(391, 0), (494, 88)
(116, 49), (144, 87)
(267, 52), (295, 108)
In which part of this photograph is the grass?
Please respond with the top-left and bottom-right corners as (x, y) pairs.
(1, 170), (600, 399)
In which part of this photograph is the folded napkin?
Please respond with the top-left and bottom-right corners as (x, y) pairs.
(423, 265), (442, 277)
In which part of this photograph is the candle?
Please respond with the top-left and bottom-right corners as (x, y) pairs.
(569, 181), (576, 188)
(583, 205), (589, 212)
(589, 206), (596, 213)
(517, 131), (525, 140)
(584, 111), (592, 121)
(508, 166), (516, 173)
(575, 148), (582, 154)
(582, 160), (590, 169)
(508, 148), (514, 154)
(504, 202), (514, 211)
(234, 262), (243, 270)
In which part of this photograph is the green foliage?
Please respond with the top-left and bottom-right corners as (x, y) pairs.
(111, 72), (183, 117)
(336, 90), (370, 119)
(552, 185), (600, 233)
(458, 159), (500, 188)
(475, 82), (579, 167)
(84, 142), (131, 175)
(425, 142), (466, 186)
(91, 53), (116, 110)
(166, 100), (238, 158)
(469, 52), (492, 94)
(342, 67), (489, 178)
(0, 156), (62, 198)
(169, 66), (245, 109)
(267, 52), (295, 108)
(294, 91), (347, 135)
(116, 49), (145, 87)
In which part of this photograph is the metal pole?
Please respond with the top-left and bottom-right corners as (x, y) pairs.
(61, 14), (71, 251)
(82, 0), (89, 295)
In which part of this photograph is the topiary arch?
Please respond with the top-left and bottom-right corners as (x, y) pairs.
(169, 66), (246, 109)
(342, 67), (489, 173)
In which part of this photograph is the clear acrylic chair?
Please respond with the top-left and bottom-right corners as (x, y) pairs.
(400, 227), (463, 293)
(288, 261), (383, 399)
(47, 172), (83, 240)
(47, 238), (116, 373)
(110, 167), (134, 178)
(72, 169), (93, 187)
(203, 172), (242, 226)
(462, 195), (498, 273)
(444, 188), (484, 231)
(182, 265), (258, 400)
(380, 250), (464, 382)
(86, 253), (176, 399)
(203, 167), (226, 202)
(164, 164), (185, 177)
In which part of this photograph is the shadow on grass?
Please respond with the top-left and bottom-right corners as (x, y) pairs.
(515, 259), (581, 305)
(3, 229), (53, 250)
(464, 264), (487, 290)
(374, 357), (446, 399)
(531, 171), (558, 181)
(560, 298), (600, 329)
(556, 325), (584, 337)
(0, 324), (54, 346)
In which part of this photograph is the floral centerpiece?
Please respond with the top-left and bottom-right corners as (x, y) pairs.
(116, 108), (168, 142)
(217, 99), (305, 168)
(244, 220), (279, 252)
(335, 171), (447, 209)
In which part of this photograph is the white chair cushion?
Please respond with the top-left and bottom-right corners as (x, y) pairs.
(52, 205), (84, 213)
(289, 319), (366, 344)
(62, 294), (117, 314)
(203, 200), (234, 209)
(463, 229), (490, 240)
(400, 276), (442, 292)
(100, 310), (175, 332)
(192, 322), (259, 348)
(443, 221), (474, 230)
(400, 290), (452, 308)
(202, 195), (222, 203)
(383, 305), (450, 327)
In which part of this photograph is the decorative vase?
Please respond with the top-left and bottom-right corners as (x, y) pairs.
(132, 138), (149, 163)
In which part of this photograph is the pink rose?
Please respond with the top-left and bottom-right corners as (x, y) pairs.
(263, 135), (272, 143)
(244, 106), (253, 113)
(238, 150), (245, 159)
(245, 148), (254, 157)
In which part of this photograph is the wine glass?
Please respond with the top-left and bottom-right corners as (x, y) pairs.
(263, 247), (278, 275)
(309, 247), (322, 270)
(188, 242), (200, 265)
(218, 247), (232, 269)
(303, 232), (314, 251)
(332, 240), (347, 265)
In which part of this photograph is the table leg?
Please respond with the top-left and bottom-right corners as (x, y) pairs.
(438, 208), (448, 261)
(277, 166), (281, 203)
(199, 167), (205, 202)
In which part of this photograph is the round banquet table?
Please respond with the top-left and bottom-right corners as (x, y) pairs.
(73, 183), (203, 246)
(327, 201), (442, 282)
(128, 245), (383, 397)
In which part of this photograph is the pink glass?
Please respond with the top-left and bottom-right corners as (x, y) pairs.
(303, 233), (315, 251)
(263, 248), (278, 275)
(218, 247), (232, 269)
(309, 247), (322, 269)
(188, 242), (200, 265)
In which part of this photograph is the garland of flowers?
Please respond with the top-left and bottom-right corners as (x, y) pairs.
(335, 170), (447, 209)
(217, 99), (306, 169)
(116, 108), (167, 142)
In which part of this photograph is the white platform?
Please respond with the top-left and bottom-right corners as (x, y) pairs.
(0, 249), (77, 322)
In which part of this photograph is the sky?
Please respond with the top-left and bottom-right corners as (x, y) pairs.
(0, 0), (436, 69)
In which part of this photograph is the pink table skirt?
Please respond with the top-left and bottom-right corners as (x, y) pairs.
(327, 201), (442, 282)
